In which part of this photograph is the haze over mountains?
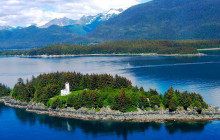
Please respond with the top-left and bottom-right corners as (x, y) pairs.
(0, 8), (123, 49)
(0, 0), (219, 49)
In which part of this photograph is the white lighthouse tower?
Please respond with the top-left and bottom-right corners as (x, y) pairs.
(61, 82), (70, 96)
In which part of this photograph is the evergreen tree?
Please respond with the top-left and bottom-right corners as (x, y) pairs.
(169, 97), (177, 112)
(67, 95), (75, 107)
(150, 95), (161, 107)
(180, 91), (192, 110)
(97, 98), (103, 108)
(51, 98), (62, 109)
(149, 89), (159, 96)
(120, 89), (126, 112)
(0, 83), (11, 97)
(139, 96), (150, 109)
(140, 87), (144, 92)
(164, 87), (175, 108)
(194, 101), (202, 114)
(23, 83), (35, 102)
(112, 95), (120, 110)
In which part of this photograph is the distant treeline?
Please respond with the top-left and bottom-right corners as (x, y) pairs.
(7, 72), (208, 113)
(0, 40), (219, 55)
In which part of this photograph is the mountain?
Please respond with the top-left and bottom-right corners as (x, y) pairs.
(0, 8), (124, 49)
(40, 8), (124, 33)
(81, 8), (124, 25)
(41, 17), (77, 28)
(89, 0), (220, 40)
(0, 26), (22, 31)
(82, 8), (124, 32)
(0, 26), (14, 30)
(0, 25), (91, 49)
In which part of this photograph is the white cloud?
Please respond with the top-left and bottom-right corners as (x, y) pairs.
(0, 0), (150, 27)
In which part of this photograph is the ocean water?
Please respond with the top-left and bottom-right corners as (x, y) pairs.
(0, 50), (220, 139)
(0, 104), (219, 140)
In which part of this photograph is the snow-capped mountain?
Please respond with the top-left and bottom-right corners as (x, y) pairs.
(0, 8), (124, 35)
(41, 8), (124, 28)
(80, 8), (124, 25)
(0, 26), (13, 30)
(78, 8), (124, 32)
(0, 26), (22, 31)
(41, 17), (77, 28)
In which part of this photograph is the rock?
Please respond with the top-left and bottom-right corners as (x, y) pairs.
(0, 96), (220, 122)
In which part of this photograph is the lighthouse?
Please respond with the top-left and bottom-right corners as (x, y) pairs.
(61, 82), (70, 96)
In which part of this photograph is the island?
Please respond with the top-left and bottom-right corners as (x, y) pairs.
(0, 72), (220, 122)
(0, 40), (219, 57)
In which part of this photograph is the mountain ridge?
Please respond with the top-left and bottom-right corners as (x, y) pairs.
(89, 0), (220, 40)
(0, 0), (219, 49)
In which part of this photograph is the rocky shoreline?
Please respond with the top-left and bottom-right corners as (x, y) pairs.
(0, 96), (220, 122)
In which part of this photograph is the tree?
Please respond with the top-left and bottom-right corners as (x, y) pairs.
(0, 83), (11, 97)
(194, 101), (202, 114)
(139, 96), (150, 109)
(67, 95), (75, 107)
(150, 95), (161, 107)
(140, 87), (144, 92)
(164, 87), (175, 108)
(17, 78), (24, 85)
(51, 98), (62, 109)
(45, 84), (59, 98)
(13, 79), (26, 100)
(23, 83), (35, 102)
(97, 98), (103, 108)
(90, 74), (98, 90)
(74, 98), (80, 110)
(169, 98), (177, 112)
(149, 89), (159, 96)
(180, 92), (192, 110)
(112, 95), (120, 110)
(120, 89), (126, 112)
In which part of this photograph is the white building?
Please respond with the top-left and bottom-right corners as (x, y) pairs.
(61, 82), (70, 96)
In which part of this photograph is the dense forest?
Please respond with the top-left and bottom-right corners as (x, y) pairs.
(8, 72), (208, 113)
(0, 83), (11, 97)
(0, 40), (219, 56)
(89, 0), (220, 40)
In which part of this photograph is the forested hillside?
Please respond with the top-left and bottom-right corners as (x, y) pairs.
(0, 25), (92, 49)
(1, 40), (219, 56)
(89, 0), (220, 40)
(0, 0), (219, 50)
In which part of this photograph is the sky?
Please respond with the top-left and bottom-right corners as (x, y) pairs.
(0, 0), (151, 27)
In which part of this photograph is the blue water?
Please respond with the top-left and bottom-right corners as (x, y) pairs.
(0, 50), (220, 139)
(0, 104), (220, 140)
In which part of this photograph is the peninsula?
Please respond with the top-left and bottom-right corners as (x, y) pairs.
(0, 72), (219, 122)
(0, 40), (219, 56)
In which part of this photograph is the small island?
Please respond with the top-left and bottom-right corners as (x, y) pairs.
(0, 40), (219, 57)
(0, 72), (220, 122)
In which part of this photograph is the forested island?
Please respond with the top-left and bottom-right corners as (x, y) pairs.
(0, 40), (219, 56)
(0, 72), (220, 122)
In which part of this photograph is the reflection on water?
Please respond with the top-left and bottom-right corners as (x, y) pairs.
(1, 104), (209, 138)
(165, 121), (209, 134)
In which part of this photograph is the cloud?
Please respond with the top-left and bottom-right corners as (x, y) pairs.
(0, 0), (150, 26)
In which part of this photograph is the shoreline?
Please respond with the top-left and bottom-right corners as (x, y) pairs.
(198, 48), (220, 51)
(0, 96), (220, 122)
(2, 53), (206, 58)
